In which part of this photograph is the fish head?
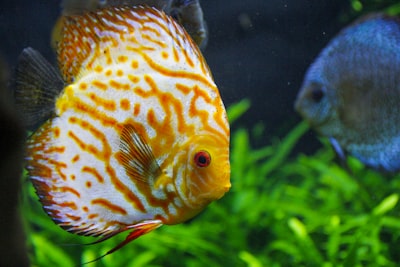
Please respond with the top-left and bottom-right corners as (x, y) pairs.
(177, 133), (230, 209)
(295, 76), (337, 136)
(294, 37), (355, 139)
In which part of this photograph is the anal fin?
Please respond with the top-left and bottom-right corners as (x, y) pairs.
(82, 220), (163, 265)
(329, 137), (351, 172)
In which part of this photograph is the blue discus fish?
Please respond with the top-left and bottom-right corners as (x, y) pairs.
(295, 14), (400, 172)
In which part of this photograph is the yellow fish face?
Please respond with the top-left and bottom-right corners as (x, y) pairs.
(179, 134), (230, 209)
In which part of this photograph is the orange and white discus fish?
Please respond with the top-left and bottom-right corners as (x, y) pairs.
(15, 5), (230, 259)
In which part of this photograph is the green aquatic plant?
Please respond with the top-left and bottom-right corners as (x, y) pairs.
(21, 99), (400, 266)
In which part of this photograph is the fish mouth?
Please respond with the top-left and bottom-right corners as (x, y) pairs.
(219, 183), (231, 197)
(216, 172), (231, 198)
(294, 96), (312, 122)
(224, 183), (231, 192)
(200, 170), (231, 200)
(295, 100), (331, 129)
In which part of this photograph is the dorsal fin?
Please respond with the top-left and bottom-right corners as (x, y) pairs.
(56, 5), (206, 83)
(14, 47), (64, 130)
(56, 6), (173, 83)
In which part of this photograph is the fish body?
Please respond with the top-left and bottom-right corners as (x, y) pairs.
(17, 5), (229, 255)
(295, 14), (400, 172)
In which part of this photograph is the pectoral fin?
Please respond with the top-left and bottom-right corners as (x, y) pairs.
(119, 123), (161, 184)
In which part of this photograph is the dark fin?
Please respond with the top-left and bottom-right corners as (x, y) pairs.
(81, 220), (163, 265)
(61, 0), (102, 16)
(329, 137), (352, 173)
(14, 47), (64, 130)
(178, 0), (208, 48)
(119, 124), (161, 184)
(169, 0), (208, 48)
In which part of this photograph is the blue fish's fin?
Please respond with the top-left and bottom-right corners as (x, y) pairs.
(82, 220), (163, 265)
(119, 123), (162, 184)
(329, 137), (352, 172)
(14, 47), (64, 130)
(329, 137), (346, 161)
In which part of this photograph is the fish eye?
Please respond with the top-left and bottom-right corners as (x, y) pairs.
(311, 86), (325, 103)
(194, 150), (211, 168)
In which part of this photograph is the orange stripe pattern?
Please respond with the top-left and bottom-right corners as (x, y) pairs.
(27, 6), (230, 237)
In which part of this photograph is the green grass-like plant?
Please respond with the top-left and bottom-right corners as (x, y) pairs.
(21, 99), (400, 266)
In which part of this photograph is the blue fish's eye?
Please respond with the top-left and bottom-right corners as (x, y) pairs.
(194, 151), (211, 168)
(311, 87), (325, 103)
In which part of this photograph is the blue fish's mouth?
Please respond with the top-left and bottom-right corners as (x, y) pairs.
(295, 95), (335, 132)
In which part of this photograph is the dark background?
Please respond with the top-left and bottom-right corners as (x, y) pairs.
(0, 2), (398, 265)
(0, 0), (352, 151)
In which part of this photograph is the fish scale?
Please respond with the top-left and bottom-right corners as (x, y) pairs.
(20, 5), (230, 254)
